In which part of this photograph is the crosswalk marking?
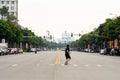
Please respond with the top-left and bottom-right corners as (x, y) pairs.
(60, 64), (104, 68)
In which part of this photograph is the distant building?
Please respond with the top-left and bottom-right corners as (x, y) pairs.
(0, 0), (18, 21)
(61, 31), (74, 43)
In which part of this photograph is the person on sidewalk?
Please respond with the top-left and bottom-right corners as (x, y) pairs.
(64, 45), (71, 65)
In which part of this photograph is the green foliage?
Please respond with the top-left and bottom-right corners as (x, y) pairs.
(21, 28), (48, 48)
(73, 16), (120, 50)
(7, 14), (17, 22)
(0, 20), (23, 43)
(0, 20), (12, 40)
(0, 20), (47, 48)
(0, 6), (8, 20)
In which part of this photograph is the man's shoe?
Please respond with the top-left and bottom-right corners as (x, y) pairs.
(64, 61), (68, 65)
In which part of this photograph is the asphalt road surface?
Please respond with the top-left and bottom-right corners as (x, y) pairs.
(0, 51), (120, 80)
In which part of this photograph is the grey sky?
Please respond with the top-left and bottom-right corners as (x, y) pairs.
(18, 0), (120, 39)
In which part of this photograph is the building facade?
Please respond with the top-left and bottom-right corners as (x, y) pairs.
(0, 0), (18, 21)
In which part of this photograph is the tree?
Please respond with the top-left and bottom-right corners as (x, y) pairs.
(7, 14), (17, 22)
(0, 6), (8, 20)
(0, 20), (12, 41)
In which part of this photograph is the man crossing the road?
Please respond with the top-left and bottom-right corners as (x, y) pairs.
(64, 45), (71, 65)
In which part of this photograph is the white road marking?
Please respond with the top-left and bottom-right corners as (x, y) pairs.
(36, 64), (40, 67)
(115, 61), (120, 63)
(50, 64), (54, 66)
(73, 64), (78, 67)
(61, 64), (65, 66)
(12, 64), (18, 67)
(39, 60), (43, 63)
(84, 64), (89, 67)
(96, 64), (102, 67)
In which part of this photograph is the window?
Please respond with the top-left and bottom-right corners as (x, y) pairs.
(6, 1), (9, 4)
(11, 6), (14, 10)
(1, 1), (4, 4)
(6, 6), (9, 10)
(11, 12), (14, 15)
(11, 1), (15, 4)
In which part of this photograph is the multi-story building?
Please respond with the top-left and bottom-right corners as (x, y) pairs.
(0, 0), (18, 21)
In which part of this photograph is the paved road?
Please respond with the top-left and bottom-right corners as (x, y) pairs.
(0, 51), (120, 80)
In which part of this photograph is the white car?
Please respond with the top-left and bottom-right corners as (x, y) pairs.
(100, 49), (105, 54)
(0, 47), (8, 55)
(30, 48), (36, 52)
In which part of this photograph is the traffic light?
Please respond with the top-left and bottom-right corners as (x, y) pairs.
(43, 36), (45, 38)
(71, 33), (73, 37)
(79, 33), (81, 36)
(50, 35), (52, 39)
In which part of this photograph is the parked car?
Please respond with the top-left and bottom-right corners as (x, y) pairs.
(0, 48), (4, 55)
(30, 48), (36, 52)
(10, 48), (18, 54)
(100, 48), (111, 55)
(100, 49), (105, 55)
(84, 48), (92, 53)
(109, 48), (120, 56)
(18, 48), (23, 53)
(84, 48), (89, 52)
(0, 47), (8, 55)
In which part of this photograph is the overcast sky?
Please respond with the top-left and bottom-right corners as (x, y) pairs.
(18, 0), (120, 39)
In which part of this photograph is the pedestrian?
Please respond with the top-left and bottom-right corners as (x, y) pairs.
(35, 48), (37, 54)
(64, 44), (71, 65)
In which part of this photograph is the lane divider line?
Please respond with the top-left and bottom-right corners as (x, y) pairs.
(55, 53), (61, 65)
